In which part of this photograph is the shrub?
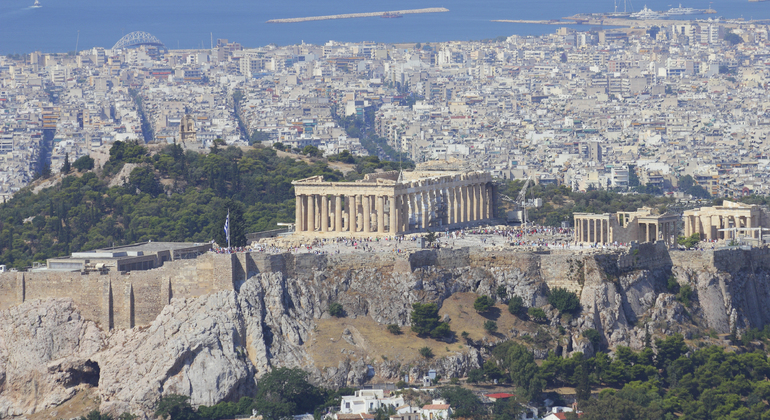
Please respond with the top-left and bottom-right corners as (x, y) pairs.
(667, 276), (680, 294)
(411, 303), (451, 338)
(329, 302), (344, 317)
(467, 368), (484, 383)
(548, 287), (581, 315)
(496, 285), (508, 301)
(484, 320), (498, 334)
(508, 295), (524, 316)
(387, 324), (402, 335)
(474, 295), (494, 313)
(395, 380), (407, 389)
(583, 328), (602, 347)
(677, 284), (693, 307)
(528, 307), (547, 323)
(450, 377), (460, 385)
(72, 155), (95, 172)
(419, 347), (434, 359)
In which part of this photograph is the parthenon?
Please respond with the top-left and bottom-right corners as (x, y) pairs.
(291, 170), (495, 236)
(683, 200), (770, 242)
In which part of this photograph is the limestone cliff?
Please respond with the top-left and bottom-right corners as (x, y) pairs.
(2, 245), (770, 418)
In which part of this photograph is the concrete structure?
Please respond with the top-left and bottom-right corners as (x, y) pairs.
(43, 242), (212, 272)
(683, 200), (770, 242)
(291, 170), (494, 236)
(574, 207), (679, 246)
(339, 389), (404, 415)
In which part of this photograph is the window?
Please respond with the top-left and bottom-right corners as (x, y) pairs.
(345, 403), (350, 409)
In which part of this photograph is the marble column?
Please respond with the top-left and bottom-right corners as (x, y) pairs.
(295, 194), (303, 232)
(335, 195), (342, 233)
(377, 195), (385, 233)
(307, 194), (315, 232)
(474, 184), (482, 222)
(320, 195), (328, 232)
(363, 195), (371, 233)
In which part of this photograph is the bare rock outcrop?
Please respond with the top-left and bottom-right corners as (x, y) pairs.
(0, 299), (104, 417)
(96, 291), (255, 416)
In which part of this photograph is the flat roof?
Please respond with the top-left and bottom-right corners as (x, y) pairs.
(91, 242), (210, 254)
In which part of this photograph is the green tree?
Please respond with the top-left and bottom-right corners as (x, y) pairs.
(484, 320), (498, 334)
(467, 368), (484, 383)
(497, 342), (545, 401)
(724, 31), (743, 45)
(419, 346), (434, 359)
(387, 324), (401, 335)
(474, 295), (494, 313)
(528, 307), (547, 322)
(61, 153), (70, 174)
(424, 230), (436, 246)
(155, 395), (200, 420)
(677, 233), (700, 249)
(583, 329), (602, 347)
(128, 166), (163, 197)
(440, 386), (486, 419)
(410, 302), (449, 338)
(302, 145), (322, 158)
(73, 155), (95, 172)
(548, 287), (581, 315)
(508, 295), (524, 316)
(328, 302), (344, 317)
(252, 367), (324, 420)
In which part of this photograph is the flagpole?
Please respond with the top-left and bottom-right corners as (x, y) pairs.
(225, 209), (231, 250)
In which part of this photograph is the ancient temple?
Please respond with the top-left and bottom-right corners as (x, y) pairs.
(291, 170), (495, 236)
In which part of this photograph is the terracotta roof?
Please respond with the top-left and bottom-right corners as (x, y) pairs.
(422, 404), (450, 410)
(485, 393), (515, 399)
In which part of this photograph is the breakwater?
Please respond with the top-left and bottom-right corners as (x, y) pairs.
(267, 7), (450, 23)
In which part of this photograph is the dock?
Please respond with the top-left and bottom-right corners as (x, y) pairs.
(267, 7), (450, 23)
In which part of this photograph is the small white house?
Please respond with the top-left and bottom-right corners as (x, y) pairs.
(339, 389), (404, 415)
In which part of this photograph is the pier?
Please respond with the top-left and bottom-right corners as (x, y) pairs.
(267, 7), (449, 23)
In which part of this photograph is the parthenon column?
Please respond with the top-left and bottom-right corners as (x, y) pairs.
(321, 195), (328, 232)
(363, 194), (371, 233)
(480, 184), (487, 220)
(448, 187), (455, 225)
(307, 194), (315, 232)
(474, 184), (481, 222)
(334, 195), (342, 233)
(420, 192), (428, 230)
(388, 196), (396, 234)
(295, 194), (303, 232)
(377, 196), (385, 233)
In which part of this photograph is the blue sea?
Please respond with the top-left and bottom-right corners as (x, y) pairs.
(0, 0), (768, 54)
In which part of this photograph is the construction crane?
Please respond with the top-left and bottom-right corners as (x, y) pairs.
(500, 177), (531, 225)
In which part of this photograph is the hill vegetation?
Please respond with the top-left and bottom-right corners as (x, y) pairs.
(0, 141), (407, 269)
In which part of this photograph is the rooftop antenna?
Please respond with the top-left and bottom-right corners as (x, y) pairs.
(210, 32), (213, 50)
(75, 30), (79, 53)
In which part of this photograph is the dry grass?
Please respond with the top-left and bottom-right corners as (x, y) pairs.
(28, 388), (100, 420)
(305, 292), (538, 369)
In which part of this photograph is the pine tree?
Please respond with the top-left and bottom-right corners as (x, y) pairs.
(61, 153), (70, 174)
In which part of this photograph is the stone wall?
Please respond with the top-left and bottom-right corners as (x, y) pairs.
(8, 244), (770, 332)
(0, 253), (237, 330)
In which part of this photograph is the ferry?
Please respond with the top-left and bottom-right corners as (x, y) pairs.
(381, 12), (403, 18)
(31, 0), (41, 8)
(665, 4), (704, 15)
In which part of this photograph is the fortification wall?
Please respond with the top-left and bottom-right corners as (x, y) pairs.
(7, 244), (765, 331)
(0, 253), (238, 330)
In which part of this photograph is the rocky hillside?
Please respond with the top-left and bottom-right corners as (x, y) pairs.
(2, 244), (770, 418)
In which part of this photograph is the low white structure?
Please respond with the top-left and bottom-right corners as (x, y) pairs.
(339, 389), (404, 415)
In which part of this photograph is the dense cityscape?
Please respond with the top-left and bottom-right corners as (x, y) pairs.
(2, 20), (769, 200)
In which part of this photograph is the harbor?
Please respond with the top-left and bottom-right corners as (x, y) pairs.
(267, 7), (450, 23)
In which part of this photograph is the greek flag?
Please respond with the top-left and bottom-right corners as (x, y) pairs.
(224, 210), (231, 249)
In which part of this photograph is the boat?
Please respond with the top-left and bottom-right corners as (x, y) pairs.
(665, 4), (700, 15)
(31, 0), (41, 8)
(630, 5), (663, 19)
(381, 12), (403, 18)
